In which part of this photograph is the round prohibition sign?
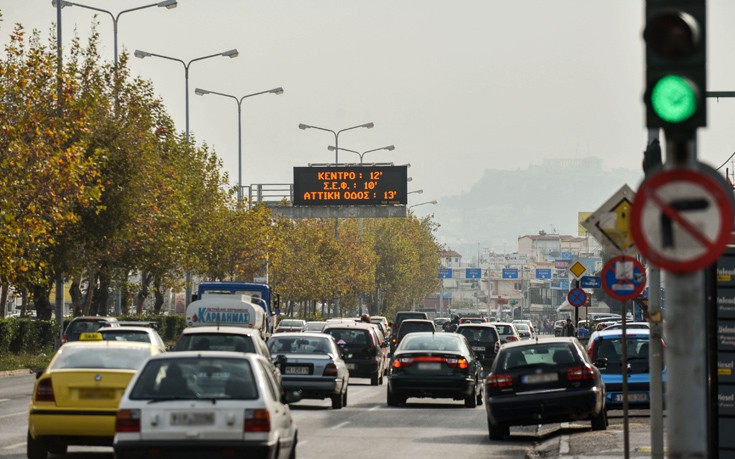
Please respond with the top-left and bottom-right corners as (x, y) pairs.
(630, 166), (735, 273)
(567, 288), (587, 308)
(601, 256), (647, 301)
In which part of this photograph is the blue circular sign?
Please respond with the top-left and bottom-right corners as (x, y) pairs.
(601, 256), (647, 301)
(567, 288), (587, 307)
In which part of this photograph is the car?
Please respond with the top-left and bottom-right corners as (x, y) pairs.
(393, 311), (429, 333)
(370, 315), (391, 337)
(387, 332), (484, 408)
(433, 317), (451, 331)
(302, 320), (328, 332)
(514, 323), (533, 340)
(173, 326), (281, 386)
(113, 352), (301, 459)
(512, 319), (535, 335)
(460, 317), (487, 324)
(323, 323), (388, 385)
(587, 321), (650, 345)
(490, 322), (521, 344)
(98, 326), (167, 352)
(267, 332), (350, 409)
(456, 323), (501, 378)
(390, 319), (436, 355)
(484, 337), (607, 440)
(27, 336), (161, 458)
(274, 319), (306, 333)
(60, 316), (120, 344)
(587, 329), (665, 411)
(554, 319), (567, 337)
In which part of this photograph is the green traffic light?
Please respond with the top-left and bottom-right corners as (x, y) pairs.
(650, 75), (698, 123)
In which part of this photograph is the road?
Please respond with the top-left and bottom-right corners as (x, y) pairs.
(0, 373), (657, 458)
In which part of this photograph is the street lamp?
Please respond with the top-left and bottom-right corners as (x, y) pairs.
(52, 0), (177, 67)
(299, 122), (374, 165)
(135, 48), (238, 143)
(408, 189), (424, 195)
(408, 200), (437, 210)
(196, 86), (284, 202)
(326, 145), (394, 164)
(136, 47), (237, 307)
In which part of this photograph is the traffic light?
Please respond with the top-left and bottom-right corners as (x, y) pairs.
(644, 1), (706, 139)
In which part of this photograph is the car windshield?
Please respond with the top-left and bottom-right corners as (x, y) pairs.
(303, 322), (326, 332)
(398, 322), (434, 337)
(459, 327), (497, 343)
(498, 343), (578, 370)
(176, 333), (255, 353)
(52, 346), (151, 370)
(99, 330), (151, 343)
(399, 334), (463, 352)
(129, 357), (258, 401)
(593, 336), (650, 363)
(494, 325), (514, 335)
(268, 336), (333, 355)
(325, 328), (371, 346)
(279, 320), (303, 327)
(66, 320), (107, 334)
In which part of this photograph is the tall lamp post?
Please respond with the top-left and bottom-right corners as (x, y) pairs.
(136, 47), (238, 306)
(196, 86), (284, 202)
(326, 145), (394, 164)
(408, 189), (424, 195)
(408, 200), (438, 210)
(52, 0), (177, 67)
(299, 122), (374, 165)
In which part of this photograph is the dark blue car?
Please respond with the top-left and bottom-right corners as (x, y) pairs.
(587, 329), (665, 410)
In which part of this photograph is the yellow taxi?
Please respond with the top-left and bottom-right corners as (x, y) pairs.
(27, 332), (160, 459)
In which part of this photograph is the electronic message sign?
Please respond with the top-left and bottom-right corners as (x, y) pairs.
(293, 165), (407, 206)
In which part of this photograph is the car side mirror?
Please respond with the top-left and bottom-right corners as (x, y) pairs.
(594, 358), (608, 369)
(275, 354), (288, 369)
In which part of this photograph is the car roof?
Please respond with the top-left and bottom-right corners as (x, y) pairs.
(270, 332), (333, 339)
(98, 326), (156, 333)
(457, 323), (497, 329)
(595, 329), (651, 337)
(499, 336), (578, 349)
(59, 340), (158, 350)
(400, 319), (434, 324)
(145, 350), (259, 361)
(180, 326), (260, 335)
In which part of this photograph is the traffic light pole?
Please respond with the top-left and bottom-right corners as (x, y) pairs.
(665, 137), (708, 459)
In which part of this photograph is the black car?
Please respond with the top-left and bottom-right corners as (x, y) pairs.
(61, 316), (120, 345)
(456, 323), (501, 378)
(485, 337), (607, 440)
(387, 332), (483, 408)
(393, 311), (429, 332)
(390, 319), (436, 355)
(323, 323), (387, 385)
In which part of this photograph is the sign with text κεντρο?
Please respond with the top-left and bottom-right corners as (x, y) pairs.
(630, 165), (735, 273)
(293, 165), (407, 205)
(582, 184), (637, 256)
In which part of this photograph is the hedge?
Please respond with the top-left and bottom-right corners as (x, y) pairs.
(0, 314), (188, 356)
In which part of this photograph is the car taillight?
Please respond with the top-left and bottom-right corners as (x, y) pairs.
(488, 373), (513, 388)
(506, 336), (519, 342)
(445, 358), (469, 369)
(35, 378), (55, 403)
(567, 365), (596, 381)
(245, 409), (270, 432)
(115, 409), (141, 433)
(323, 363), (338, 376)
(393, 357), (414, 369)
(587, 340), (596, 360)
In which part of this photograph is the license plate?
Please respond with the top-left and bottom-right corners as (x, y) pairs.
(346, 363), (356, 370)
(170, 412), (215, 426)
(79, 389), (115, 399)
(614, 393), (649, 402)
(285, 366), (310, 375)
(521, 373), (559, 384)
(417, 362), (441, 371)
(472, 346), (486, 351)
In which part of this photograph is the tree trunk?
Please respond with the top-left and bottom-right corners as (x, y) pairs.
(82, 270), (96, 316)
(120, 278), (131, 315)
(95, 272), (110, 316)
(135, 272), (151, 314)
(32, 284), (53, 320)
(153, 278), (164, 314)
(70, 272), (84, 316)
(0, 281), (8, 318)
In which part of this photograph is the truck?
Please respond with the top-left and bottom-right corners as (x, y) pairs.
(185, 296), (266, 338)
(194, 282), (280, 337)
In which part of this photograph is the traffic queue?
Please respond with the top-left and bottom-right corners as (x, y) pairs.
(24, 303), (669, 458)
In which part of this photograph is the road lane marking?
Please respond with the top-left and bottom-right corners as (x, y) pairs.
(0, 410), (26, 419)
(330, 421), (350, 430)
(3, 442), (26, 450)
(368, 405), (380, 411)
(0, 398), (9, 402)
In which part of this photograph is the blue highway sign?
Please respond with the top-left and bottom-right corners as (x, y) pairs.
(580, 276), (601, 289)
(438, 268), (453, 279)
(535, 268), (552, 279)
(502, 268), (519, 279)
(466, 268), (481, 279)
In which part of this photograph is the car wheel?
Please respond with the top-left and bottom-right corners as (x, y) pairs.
(476, 384), (484, 406)
(379, 372), (384, 385)
(48, 444), (67, 455)
(342, 389), (348, 407)
(488, 423), (509, 440)
(331, 392), (344, 409)
(387, 387), (400, 407)
(464, 392), (477, 408)
(371, 372), (380, 386)
(591, 408), (608, 431)
(27, 431), (48, 459)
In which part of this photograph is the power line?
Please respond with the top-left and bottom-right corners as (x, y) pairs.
(716, 151), (735, 171)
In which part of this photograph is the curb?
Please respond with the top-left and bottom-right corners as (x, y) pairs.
(0, 369), (34, 378)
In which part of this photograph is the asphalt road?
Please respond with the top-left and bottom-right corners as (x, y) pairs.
(0, 372), (657, 459)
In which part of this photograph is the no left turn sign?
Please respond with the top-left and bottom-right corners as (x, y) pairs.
(630, 166), (735, 273)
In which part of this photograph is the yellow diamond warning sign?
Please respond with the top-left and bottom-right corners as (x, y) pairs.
(570, 261), (587, 279)
(582, 184), (637, 256)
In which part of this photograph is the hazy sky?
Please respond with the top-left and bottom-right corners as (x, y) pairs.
(5, 1), (735, 251)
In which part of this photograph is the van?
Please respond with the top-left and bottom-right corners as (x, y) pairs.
(393, 311), (429, 331)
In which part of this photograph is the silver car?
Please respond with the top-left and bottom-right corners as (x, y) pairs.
(114, 352), (300, 459)
(268, 332), (350, 409)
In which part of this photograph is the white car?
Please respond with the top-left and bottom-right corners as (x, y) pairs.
(114, 352), (300, 459)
